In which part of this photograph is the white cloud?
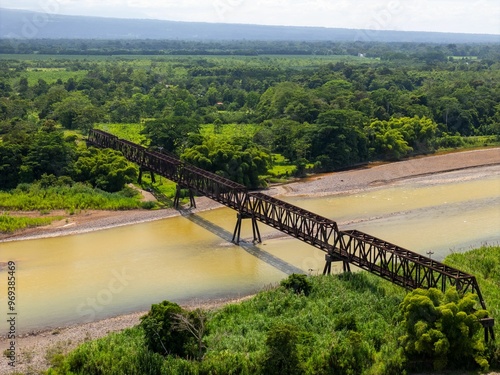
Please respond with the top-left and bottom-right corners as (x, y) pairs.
(0, 0), (498, 34)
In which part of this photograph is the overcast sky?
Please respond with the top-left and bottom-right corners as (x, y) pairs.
(1, 0), (499, 35)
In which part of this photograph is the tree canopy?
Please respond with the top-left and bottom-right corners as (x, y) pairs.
(399, 287), (489, 371)
(1, 41), (499, 191)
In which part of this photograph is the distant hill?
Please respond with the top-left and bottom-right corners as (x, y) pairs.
(1, 8), (499, 43)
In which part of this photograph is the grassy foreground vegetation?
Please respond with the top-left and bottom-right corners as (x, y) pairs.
(44, 246), (500, 375)
(0, 183), (145, 211)
(445, 247), (500, 327)
(0, 213), (62, 233)
(0, 179), (155, 232)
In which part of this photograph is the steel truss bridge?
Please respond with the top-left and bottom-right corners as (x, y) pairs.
(88, 129), (495, 341)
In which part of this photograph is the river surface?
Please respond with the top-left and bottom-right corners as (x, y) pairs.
(1, 168), (499, 333)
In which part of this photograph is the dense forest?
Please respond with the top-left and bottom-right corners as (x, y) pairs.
(2, 39), (500, 58)
(1, 41), (499, 196)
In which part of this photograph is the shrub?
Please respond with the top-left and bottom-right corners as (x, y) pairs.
(334, 314), (357, 332)
(328, 331), (374, 375)
(435, 134), (465, 148)
(140, 300), (193, 358)
(399, 287), (489, 371)
(370, 340), (407, 375)
(49, 327), (160, 375)
(262, 323), (302, 375)
(141, 201), (157, 210)
(280, 273), (311, 296)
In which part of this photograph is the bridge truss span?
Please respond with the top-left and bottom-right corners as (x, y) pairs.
(247, 192), (340, 253)
(335, 230), (484, 300)
(87, 129), (494, 341)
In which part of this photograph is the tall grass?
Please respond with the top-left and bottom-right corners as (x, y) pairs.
(0, 183), (143, 211)
(200, 123), (263, 140)
(444, 245), (500, 339)
(0, 213), (61, 233)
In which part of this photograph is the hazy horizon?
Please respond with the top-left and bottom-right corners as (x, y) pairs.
(0, 0), (499, 35)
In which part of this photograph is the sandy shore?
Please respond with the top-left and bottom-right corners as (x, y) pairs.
(1, 147), (499, 374)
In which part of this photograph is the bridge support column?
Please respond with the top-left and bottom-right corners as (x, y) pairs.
(232, 212), (261, 244)
(174, 185), (196, 209)
(138, 167), (156, 184)
(481, 318), (495, 343)
(323, 253), (350, 275)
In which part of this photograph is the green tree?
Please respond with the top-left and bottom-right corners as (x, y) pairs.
(142, 116), (199, 154)
(72, 147), (137, 192)
(17, 77), (30, 98)
(0, 97), (31, 120)
(172, 309), (208, 361)
(367, 116), (437, 159)
(367, 119), (412, 160)
(399, 288), (489, 371)
(263, 323), (302, 375)
(106, 98), (141, 123)
(387, 116), (437, 151)
(52, 92), (100, 132)
(0, 120), (36, 150)
(310, 109), (369, 169)
(181, 136), (270, 188)
(35, 85), (68, 120)
(257, 82), (321, 122)
(263, 119), (313, 162)
(33, 78), (49, 96)
(0, 142), (23, 189)
(206, 86), (220, 106)
(315, 79), (354, 110)
(20, 126), (76, 183)
(327, 331), (374, 375)
(140, 300), (192, 357)
(245, 91), (261, 110)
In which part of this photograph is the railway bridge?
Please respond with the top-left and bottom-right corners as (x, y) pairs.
(87, 129), (495, 341)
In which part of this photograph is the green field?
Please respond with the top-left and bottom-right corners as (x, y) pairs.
(95, 123), (149, 145)
(21, 68), (88, 85)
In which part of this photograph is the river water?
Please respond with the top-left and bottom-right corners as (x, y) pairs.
(1, 167), (499, 333)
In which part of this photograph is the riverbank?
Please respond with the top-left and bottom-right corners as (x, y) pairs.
(1, 147), (499, 374)
(270, 146), (500, 197)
